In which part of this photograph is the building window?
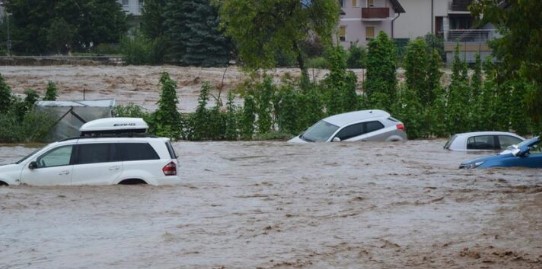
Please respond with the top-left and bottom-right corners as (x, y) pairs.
(339, 0), (344, 7)
(366, 26), (374, 40)
(367, 0), (374, 7)
(352, 0), (360, 7)
(339, 26), (346, 42)
(122, 0), (129, 5)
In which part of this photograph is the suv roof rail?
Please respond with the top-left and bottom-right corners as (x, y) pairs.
(61, 132), (158, 142)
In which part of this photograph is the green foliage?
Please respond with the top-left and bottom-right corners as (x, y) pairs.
(471, 0), (542, 125)
(216, 0), (340, 76)
(151, 72), (181, 139)
(346, 42), (367, 69)
(165, 0), (231, 66)
(424, 33), (445, 61)
(239, 95), (256, 140)
(191, 82), (212, 140)
(446, 45), (471, 134)
(46, 17), (76, 54)
(391, 85), (425, 139)
(141, 0), (167, 40)
(120, 31), (164, 65)
(224, 91), (240, 140)
(5, 0), (127, 55)
(254, 76), (275, 134)
(306, 57), (328, 69)
(322, 45), (358, 115)
(113, 103), (151, 119)
(0, 109), (55, 143)
(0, 74), (12, 114)
(44, 81), (58, 101)
(365, 31), (397, 110)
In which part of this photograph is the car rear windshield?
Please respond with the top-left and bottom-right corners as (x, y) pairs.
(165, 141), (178, 159)
(444, 135), (457, 149)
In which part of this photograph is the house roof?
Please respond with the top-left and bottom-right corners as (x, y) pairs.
(389, 0), (405, 13)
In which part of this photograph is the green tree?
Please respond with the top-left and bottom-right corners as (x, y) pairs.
(215, 0), (340, 79)
(152, 72), (181, 138)
(404, 38), (430, 104)
(224, 91), (239, 140)
(46, 17), (76, 54)
(322, 45), (358, 115)
(446, 45), (471, 134)
(346, 42), (367, 69)
(470, 0), (542, 126)
(44, 81), (58, 101)
(0, 74), (12, 114)
(140, 0), (169, 63)
(165, 0), (231, 66)
(141, 0), (167, 39)
(239, 95), (256, 140)
(365, 31), (397, 110)
(5, 0), (127, 54)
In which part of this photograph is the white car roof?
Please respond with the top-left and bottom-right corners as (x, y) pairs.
(453, 131), (525, 139)
(323, 110), (390, 126)
(79, 117), (149, 132)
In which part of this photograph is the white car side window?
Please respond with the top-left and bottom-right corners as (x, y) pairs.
(37, 146), (73, 168)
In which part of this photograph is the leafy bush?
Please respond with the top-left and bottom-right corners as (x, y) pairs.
(306, 57), (328, 69)
(150, 72), (181, 139)
(44, 81), (58, 101)
(346, 42), (367, 68)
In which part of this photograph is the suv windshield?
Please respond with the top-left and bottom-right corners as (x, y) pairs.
(301, 120), (339, 142)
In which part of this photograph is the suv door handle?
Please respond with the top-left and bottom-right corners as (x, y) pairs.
(109, 166), (120, 171)
(58, 170), (70, 175)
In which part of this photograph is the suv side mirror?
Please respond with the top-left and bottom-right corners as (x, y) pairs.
(28, 161), (38, 169)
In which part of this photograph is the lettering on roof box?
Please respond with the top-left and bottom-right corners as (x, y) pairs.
(113, 123), (137, 126)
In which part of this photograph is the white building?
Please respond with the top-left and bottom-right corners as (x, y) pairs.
(118, 0), (143, 16)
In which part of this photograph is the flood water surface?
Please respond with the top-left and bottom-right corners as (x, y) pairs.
(1, 140), (541, 268)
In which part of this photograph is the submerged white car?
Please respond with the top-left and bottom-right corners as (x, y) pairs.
(288, 110), (407, 143)
(444, 131), (525, 152)
(0, 117), (180, 186)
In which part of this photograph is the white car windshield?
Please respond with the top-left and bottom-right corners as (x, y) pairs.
(301, 120), (339, 142)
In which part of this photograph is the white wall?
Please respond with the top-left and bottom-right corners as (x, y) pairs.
(118, 0), (142, 16)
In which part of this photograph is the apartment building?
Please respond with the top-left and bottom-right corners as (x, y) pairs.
(340, 0), (496, 63)
(394, 0), (495, 63)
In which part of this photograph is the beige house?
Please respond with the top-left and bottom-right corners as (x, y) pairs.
(338, 0), (405, 48)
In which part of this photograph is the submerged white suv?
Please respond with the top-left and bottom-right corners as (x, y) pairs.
(0, 118), (180, 186)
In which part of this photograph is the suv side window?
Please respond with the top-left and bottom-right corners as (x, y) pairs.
(114, 143), (159, 161)
(76, 143), (112, 164)
(335, 123), (363, 140)
(364, 121), (384, 134)
(37, 145), (74, 168)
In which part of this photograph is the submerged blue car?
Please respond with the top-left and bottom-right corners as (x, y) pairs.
(459, 136), (542, 169)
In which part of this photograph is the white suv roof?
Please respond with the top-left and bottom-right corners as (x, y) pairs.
(324, 110), (390, 126)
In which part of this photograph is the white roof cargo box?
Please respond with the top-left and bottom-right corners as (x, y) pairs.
(79, 117), (149, 136)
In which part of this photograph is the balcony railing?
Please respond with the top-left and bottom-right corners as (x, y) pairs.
(361, 7), (389, 20)
(445, 29), (497, 42)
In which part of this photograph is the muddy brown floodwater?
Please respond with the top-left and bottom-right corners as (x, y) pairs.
(1, 139), (541, 269)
